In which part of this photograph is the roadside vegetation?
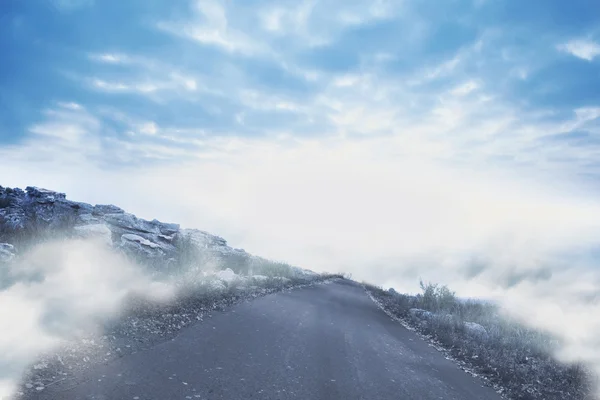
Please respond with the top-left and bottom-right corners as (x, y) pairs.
(365, 282), (595, 400)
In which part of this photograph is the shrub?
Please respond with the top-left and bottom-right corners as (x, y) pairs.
(366, 281), (595, 400)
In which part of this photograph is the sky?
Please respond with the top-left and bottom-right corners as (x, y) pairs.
(4, 0), (600, 392)
(2, 0), (600, 280)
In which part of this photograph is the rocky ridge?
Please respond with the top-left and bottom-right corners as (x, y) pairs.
(0, 185), (311, 277)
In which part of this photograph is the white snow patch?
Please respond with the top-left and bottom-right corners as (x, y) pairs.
(121, 234), (160, 249)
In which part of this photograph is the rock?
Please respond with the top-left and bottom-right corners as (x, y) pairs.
(0, 185), (295, 276)
(388, 288), (399, 296)
(121, 234), (161, 249)
(152, 220), (179, 236)
(25, 187), (66, 203)
(181, 229), (228, 249)
(92, 204), (125, 215)
(409, 308), (434, 320)
(158, 234), (174, 241)
(74, 224), (112, 245)
(78, 213), (102, 225)
(103, 213), (160, 234)
(464, 322), (488, 340)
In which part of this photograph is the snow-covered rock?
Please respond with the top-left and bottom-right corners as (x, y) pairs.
(119, 234), (167, 259)
(121, 234), (161, 249)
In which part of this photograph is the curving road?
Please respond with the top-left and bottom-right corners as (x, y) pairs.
(33, 280), (502, 400)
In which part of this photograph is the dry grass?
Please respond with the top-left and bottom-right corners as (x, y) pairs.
(365, 282), (595, 400)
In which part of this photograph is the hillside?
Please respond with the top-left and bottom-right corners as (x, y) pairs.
(0, 185), (334, 398)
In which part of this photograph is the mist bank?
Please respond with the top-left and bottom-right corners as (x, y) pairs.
(4, 137), (600, 398)
(0, 185), (328, 399)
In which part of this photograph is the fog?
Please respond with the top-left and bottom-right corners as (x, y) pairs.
(0, 239), (173, 398)
(3, 136), (600, 394)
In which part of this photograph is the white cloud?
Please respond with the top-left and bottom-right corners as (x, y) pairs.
(559, 39), (600, 61)
(138, 121), (159, 135)
(158, 0), (264, 55)
(560, 107), (600, 132)
(57, 101), (83, 110)
(260, 8), (285, 32)
(338, 0), (395, 25)
(238, 90), (304, 113)
(408, 55), (462, 86)
(28, 106), (100, 144)
(333, 74), (361, 88)
(450, 80), (479, 96)
(91, 53), (129, 64)
(92, 78), (129, 92)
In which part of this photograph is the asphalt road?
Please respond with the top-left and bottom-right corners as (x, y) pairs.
(33, 280), (502, 400)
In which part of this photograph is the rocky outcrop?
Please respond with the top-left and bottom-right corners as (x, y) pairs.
(0, 185), (252, 270)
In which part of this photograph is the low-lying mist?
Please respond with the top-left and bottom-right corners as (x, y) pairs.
(4, 137), (600, 395)
(0, 238), (174, 398)
(129, 139), (600, 394)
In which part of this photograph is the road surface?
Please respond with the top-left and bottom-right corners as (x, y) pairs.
(32, 280), (502, 399)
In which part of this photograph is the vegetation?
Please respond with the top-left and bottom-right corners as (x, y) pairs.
(365, 281), (595, 400)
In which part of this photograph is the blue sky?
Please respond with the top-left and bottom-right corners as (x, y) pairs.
(2, 0), (600, 174)
(3, 0), (600, 287)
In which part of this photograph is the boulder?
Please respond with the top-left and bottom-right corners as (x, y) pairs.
(25, 187), (66, 203)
